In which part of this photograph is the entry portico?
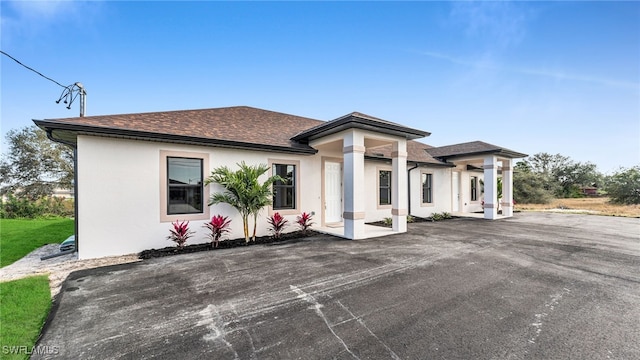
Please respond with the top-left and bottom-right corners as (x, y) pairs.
(292, 112), (428, 239)
(426, 141), (527, 220)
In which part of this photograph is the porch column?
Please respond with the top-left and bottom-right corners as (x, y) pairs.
(392, 140), (408, 232)
(343, 130), (366, 239)
(502, 159), (513, 217)
(483, 155), (498, 220)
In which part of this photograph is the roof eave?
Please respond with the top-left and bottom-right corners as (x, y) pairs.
(292, 116), (430, 142)
(33, 119), (318, 155)
(433, 149), (528, 160)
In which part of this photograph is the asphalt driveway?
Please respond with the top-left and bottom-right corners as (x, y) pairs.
(35, 213), (640, 359)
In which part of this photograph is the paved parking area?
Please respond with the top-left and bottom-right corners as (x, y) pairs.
(35, 213), (639, 359)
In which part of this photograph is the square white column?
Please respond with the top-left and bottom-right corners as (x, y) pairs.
(483, 155), (498, 220)
(502, 159), (513, 217)
(391, 140), (408, 233)
(343, 130), (366, 239)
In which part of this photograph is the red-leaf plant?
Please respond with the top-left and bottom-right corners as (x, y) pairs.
(167, 220), (194, 249)
(268, 212), (289, 239)
(296, 212), (314, 235)
(205, 215), (232, 248)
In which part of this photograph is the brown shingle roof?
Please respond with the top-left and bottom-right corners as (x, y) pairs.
(426, 141), (527, 159)
(36, 106), (325, 153)
(365, 140), (449, 166)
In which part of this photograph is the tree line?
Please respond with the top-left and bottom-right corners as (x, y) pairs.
(0, 126), (638, 218)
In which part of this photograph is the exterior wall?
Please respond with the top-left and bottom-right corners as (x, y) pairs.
(364, 163), (455, 221)
(409, 166), (453, 218)
(76, 135), (321, 259)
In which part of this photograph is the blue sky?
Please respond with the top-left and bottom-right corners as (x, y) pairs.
(1, 1), (638, 173)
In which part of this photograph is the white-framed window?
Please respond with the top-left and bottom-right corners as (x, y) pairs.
(422, 173), (433, 204)
(379, 170), (392, 206)
(471, 176), (478, 201)
(268, 159), (300, 215)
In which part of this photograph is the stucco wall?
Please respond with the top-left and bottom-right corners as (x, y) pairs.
(409, 166), (453, 218)
(76, 135), (321, 259)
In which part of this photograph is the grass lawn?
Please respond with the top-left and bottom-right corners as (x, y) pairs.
(0, 275), (52, 360)
(518, 197), (640, 217)
(0, 218), (74, 268)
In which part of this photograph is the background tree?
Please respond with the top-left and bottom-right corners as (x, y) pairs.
(0, 126), (73, 199)
(605, 166), (640, 205)
(513, 152), (603, 201)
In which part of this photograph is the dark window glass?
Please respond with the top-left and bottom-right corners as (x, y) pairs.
(471, 176), (478, 201)
(273, 164), (296, 210)
(422, 173), (433, 203)
(167, 157), (203, 214)
(379, 170), (391, 205)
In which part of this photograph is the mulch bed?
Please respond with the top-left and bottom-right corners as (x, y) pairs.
(367, 216), (433, 228)
(139, 230), (319, 259)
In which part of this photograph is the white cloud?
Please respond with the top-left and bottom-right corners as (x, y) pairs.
(449, 1), (532, 48)
(417, 50), (639, 90)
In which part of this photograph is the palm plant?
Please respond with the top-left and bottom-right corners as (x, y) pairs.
(205, 162), (281, 242)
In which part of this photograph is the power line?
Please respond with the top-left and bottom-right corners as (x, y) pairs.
(1, 50), (87, 116)
(1, 50), (66, 88)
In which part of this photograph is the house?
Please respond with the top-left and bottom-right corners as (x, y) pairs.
(34, 106), (526, 259)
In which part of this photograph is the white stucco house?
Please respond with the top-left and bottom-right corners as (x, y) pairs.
(34, 106), (526, 259)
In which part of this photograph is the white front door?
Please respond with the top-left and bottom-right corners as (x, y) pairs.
(452, 172), (460, 212)
(324, 162), (343, 223)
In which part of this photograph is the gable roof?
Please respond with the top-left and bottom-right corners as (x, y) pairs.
(34, 106), (324, 154)
(426, 141), (527, 159)
(366, 140), (452, 166)
(292, 112), (430, 142)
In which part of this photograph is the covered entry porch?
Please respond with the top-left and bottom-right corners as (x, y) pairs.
(292, 112), (429, 239)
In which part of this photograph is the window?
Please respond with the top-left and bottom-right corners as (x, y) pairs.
(422, 173), (433, 204)
(273, 164), (296, 210)
(471, 176), (478, 201)
(167, 157), (203, 214)
(379, 170), (392, 206)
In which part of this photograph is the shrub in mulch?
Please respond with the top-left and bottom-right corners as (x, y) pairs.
(367, 214), (454, 228)
(138, 230), (319, 260)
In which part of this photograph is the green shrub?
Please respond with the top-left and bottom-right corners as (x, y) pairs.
(382, 217), (393, 226)
(406, 215), (415, 223)
(0, 193), (74, 219)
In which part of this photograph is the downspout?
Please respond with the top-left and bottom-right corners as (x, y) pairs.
(407, 163), (419, 216)
(45, 130), (79, 255)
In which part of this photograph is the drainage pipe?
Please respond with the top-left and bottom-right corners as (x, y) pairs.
(407, 163), (419, 216)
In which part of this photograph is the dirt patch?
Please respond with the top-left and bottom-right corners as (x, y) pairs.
(518, 197), (640, 218)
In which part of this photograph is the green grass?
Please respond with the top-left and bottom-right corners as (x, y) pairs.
(0, 218), (74, 267)
(0, 275), (52, 360)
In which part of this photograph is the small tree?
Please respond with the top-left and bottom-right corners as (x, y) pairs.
(205, 215), (231, 248)
(167, 220), (194, 249)
(268, 212), (289, 239)
(206, 162), (281, 242)
(606, 166), (640, 205)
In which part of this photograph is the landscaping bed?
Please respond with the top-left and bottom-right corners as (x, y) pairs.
(367, 213), (454, 228)
(139, 230), (319, 259)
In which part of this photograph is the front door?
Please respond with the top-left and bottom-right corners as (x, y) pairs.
(324, 162), (343, 223)
(452, 171), (460, 212)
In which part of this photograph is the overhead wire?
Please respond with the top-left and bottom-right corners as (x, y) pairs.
(0, 50), (67, 88)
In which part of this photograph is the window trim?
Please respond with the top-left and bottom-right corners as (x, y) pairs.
(471, 176), (479, 202)
(160, 150), (210, 222)
(268, 159), (300, 216)
(421, 171), (434, 206)
(377, 167), (392, 209)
